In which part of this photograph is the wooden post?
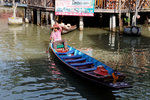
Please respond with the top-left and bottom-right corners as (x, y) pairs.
(119, 0), (122, 32)
(112, 15), (116, 32)
(50, 12), (55, 27)
(31, 9), (34, 24)
(28, 9), (32, 23)
(147, 15), (150, 24)
(132, 0), (139, 26)
(12, 1), (17, 18)
(25, 8), (30, 23)
(37, 9), (41, 25)
(110, 14), (116, 32)
(33, 9), (37, 24)
(126, 13), (131, 26)
(79, 16), (84, 31)
(24, 7), (26, 19)
(46, 12), (49, 25)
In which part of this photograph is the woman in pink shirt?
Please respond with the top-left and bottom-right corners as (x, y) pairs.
(49, 23), (67, 50)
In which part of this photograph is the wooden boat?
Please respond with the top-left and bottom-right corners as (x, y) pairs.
(49, 43), (131, 89)
(61, 25), (77, 34)
(8, 3), (23, 25)
(8, 17), (23, 25)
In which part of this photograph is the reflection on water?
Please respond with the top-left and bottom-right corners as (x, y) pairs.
(0, 18), (150, 99)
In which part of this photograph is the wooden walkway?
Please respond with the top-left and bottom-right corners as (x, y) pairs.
(95, 0), (150, 13)
(1, 0), (150, 13)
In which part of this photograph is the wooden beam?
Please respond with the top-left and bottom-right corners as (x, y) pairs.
(79, 16), (84, 31)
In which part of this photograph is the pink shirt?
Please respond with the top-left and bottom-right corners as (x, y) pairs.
(50, 28), (62, 42)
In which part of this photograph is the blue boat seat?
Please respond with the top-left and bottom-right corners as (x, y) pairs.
(80, 67), (97, 72)
(65, 58), (86, 63)
(70, 62), (93, 67)
(60, 55), (82, 59)
(56, 50), (74, 55)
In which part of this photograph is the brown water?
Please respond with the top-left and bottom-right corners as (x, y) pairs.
(0, 18), (150, 100)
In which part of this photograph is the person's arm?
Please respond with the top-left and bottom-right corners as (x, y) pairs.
(55, 22), (62, 32)
(49, 32), (53, 40)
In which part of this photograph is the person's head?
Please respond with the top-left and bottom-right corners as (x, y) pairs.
(53, 24), (59, 32)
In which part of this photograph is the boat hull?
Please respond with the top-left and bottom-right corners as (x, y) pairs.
(49, 43), (131, 89)
(8, 17), (23, 25)
(62, 25), (77, 34)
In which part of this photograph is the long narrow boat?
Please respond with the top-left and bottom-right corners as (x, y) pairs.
(62, 25), (77, 34)
(49, 43), (131, 89)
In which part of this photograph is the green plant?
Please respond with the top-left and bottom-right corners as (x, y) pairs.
(124, 17), (130, 23)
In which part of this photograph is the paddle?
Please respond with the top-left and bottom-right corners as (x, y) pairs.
(47, 42), (51, 58)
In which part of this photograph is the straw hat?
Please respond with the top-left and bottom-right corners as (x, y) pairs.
(51, 24), (59, 29)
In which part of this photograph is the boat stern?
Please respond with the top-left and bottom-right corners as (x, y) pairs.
(109, 82), (132, 89)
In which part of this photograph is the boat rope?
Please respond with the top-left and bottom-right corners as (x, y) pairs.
(112, 72), (118, 84)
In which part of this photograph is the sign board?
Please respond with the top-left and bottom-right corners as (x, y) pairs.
(55, 0), (95, 16)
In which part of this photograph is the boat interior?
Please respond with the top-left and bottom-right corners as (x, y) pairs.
(52, 43), (116, 77)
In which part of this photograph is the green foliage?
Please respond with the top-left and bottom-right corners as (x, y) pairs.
(124, 18), (130, 23)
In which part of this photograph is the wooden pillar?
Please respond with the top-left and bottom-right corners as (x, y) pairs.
(41, 12), (45, 25)
(79, 16), (84, 31)
(33, 9), (37, 24)
(28, 9), (32, 23)
(24, 8), (29, 23)
(31, 9), (33, 24)
(132, 0), (139, 26)
(25, 8), (30, 23)
(24, 8), (27, 19)
(118, 0), (123, 32)
(126, 13), (131, 26)
(46, 12), (49, 25)
(50, 12), (55, 27)
(37, 9), (41, 25)
(146, 14), (150, 24)
(110, 14), (116, 32)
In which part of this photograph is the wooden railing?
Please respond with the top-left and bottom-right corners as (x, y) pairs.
(1, 0), (54, 7)
(1, 0), (150, 12)
(95, 0), (150, 10)
(2, 0), (28, 4)
(28, 0), (54, 7)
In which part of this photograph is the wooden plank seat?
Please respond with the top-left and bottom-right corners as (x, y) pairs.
(60, 55), (82, 59)
(70, 62), (93, 67)
(56, 50), (74, 55)
(65, 58), (86, 63)
(80, 67), (97, 72)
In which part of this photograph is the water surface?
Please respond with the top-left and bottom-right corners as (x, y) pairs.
(0, 18), (150, 100)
